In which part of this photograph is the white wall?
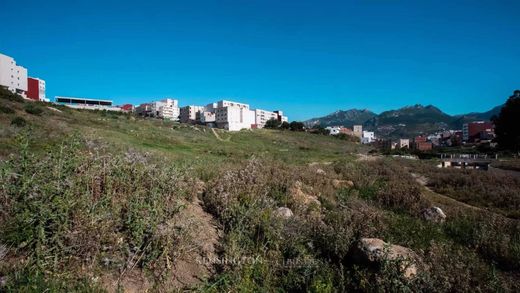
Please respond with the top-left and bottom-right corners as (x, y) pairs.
(0, 53), (28, 96)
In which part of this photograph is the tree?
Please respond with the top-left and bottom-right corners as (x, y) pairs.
(264, 118), (281, 129)
(289, 121), (305, 131)
(493, 90), (520, 152)
(280, 121), (290, 129)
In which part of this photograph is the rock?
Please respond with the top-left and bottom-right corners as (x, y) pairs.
(332, 179), (354, 189)
(316, 168), (326, 175)
(352, 238), (420, 279)
(289, 181), (320, 206)
(274, 207), (293, 219)
(421, 206), (446, 223)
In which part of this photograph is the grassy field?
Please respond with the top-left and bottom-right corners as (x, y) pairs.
(1, 90), (520, 292)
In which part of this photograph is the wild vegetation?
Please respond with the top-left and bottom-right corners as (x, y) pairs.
(1, 89), (520, 291)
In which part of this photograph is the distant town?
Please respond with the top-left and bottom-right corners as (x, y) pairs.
(1, 52), (288, 132)
(0, 51), (500, 146)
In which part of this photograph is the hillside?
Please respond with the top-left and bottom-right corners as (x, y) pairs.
(306, 104), (502, 139)
(304, 109), (377, 128)
(1, 90), (519, 292)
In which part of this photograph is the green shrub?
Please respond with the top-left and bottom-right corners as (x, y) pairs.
(0, 104), (15, 114)
(24, 103), (44, 115)
(10, 116), (26, 127)
(0, 87), (24, 103)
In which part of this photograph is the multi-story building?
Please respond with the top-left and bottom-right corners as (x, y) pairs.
(135, 103), (152, 116)
(27, 77), (46, 101)
(273, 110), (288, 123)
(215, 100), (255, 131)
(0, 53), (28, 97)
(180, 105), (205, 123)
(412, 136), (433, 151)
(361, 131), (375, 144)
(55, 96), (122, 111)
(399, 139), (410, 149)
(153, 98), (179, 120)
(135, 98), (179, 120)
(462, 121), (494, 142)
(353, 125), (363, 138)
(254, 109), (279, 128)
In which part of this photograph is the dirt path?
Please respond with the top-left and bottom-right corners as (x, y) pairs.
(211, 128), (230, 142)
(410, 172), (483, 212)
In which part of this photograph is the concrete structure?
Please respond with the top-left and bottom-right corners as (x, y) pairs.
(55, 96), (121, 111)
(361, 131), (375, 144)
(135, 99), (179, 120)
(27, 77), (46, 101)
(325, 126), (342, 135)
(180, 105), (204, 124)
(153, 98), (179, 120)
(177, 99), (287, 131)
(255, 109), (279, 128)
(273, 110), (289, 123)
(215, 100), (255, 131)
(353, 125), (363, 138)
(135, 103), (152, 116)
(462, 121), (494, 142)
(399, 139), (410, 149)
(0, 53), (28, 97)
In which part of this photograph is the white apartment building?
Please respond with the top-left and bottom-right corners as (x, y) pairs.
(152, 98), (179, 120)
(215, 100), (255, 131)
(0, 53), (28, 97)
(135, 98), (179, 120)
(254, 109), (279, 128)
(361, 131), (375, 144)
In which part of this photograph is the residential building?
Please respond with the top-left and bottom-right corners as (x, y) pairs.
(325, 126), (341, 135)
(135, 103), (152, 116)
(135, 98), (180, 120)
(273, 110), (289, 123)
(353, 125), (363, 138)
(361, 131), (375, 144)
(399, 139), (410, 149)
(255, 109), (280, 128)
(152, 98), (179, 120)
(0, 53), (28, 97)
(462, 121), (494, 142)
(27, 77), (46, 101)
(215, 100), (255, 131)
(55, 96), (121, 111)
(180, 105), (204, 123)
(339, 127), (353, 135)
(412, 136), (433, 151)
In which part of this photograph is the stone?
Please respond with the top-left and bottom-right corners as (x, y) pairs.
(353, 238), (420, 279)
(316, 168), (326, 175)
(332, 179), (354, 189)
(274, 207), (294, 219)
(421, 206), (446, 223)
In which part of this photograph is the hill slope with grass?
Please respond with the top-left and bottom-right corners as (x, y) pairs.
(1, 89), (519, 292)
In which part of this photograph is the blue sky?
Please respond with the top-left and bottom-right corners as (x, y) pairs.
(1, 0), (519, 120)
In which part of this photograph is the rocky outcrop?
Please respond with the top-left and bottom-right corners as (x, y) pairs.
(421, 207), (446, 223)
(352, 238), (421, 279)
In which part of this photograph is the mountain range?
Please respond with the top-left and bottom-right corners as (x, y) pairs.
(304, 104), (502, 139)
